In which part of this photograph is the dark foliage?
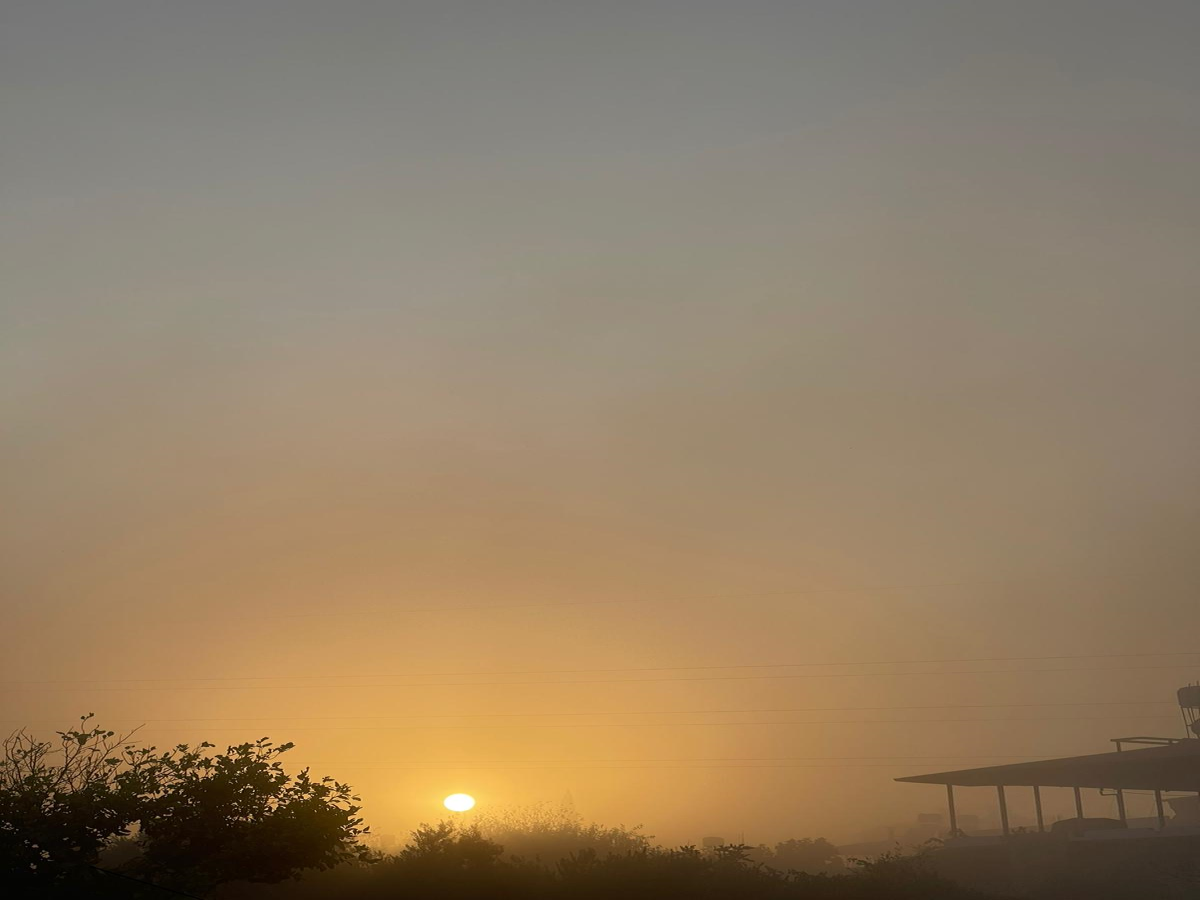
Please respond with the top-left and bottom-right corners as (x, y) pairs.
(750, 836), (845, 874)
(130, 737), (369, 895)
(215, 822), (994, 900)
(0, 717), (368, 898)
(0, 717), (162, 892)
(472, 801), (650, 862)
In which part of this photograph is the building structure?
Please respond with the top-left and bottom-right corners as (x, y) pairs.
(896, 685), (1200, 843)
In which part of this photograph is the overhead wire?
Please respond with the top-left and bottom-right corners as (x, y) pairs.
(4, 663), (1197, 692)
(6, 650), (1195, 686)
(0, 698), (1170, 725)
(120, 714), (1181, 733)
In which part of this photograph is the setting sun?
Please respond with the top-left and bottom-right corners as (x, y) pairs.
(443, 793), (476, 812)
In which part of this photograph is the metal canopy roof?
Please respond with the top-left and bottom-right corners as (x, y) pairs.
(896, 741), (1200, 791)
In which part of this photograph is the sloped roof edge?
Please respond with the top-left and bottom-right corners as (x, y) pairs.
(896, 741), (1200, 791)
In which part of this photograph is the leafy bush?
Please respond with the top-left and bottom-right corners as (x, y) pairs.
(215, 822), (994, 900)
(0, 717), (368, 897)
(750, 837), (845, 874)
(472, 801), (650, 864)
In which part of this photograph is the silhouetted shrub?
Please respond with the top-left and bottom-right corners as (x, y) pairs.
(214, 822), (994, 900)
(472, 801), (650, 864)
(0, 717), (368, 897)
(750, 837), (845, 874)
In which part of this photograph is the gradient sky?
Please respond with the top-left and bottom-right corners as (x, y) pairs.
(3, 1), (1200, 845)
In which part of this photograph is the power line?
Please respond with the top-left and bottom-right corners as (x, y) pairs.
(8, 650), (1195, 686)
(242, 575), (1163, 620)
(168, 583), (1007, 624)
(1, 699), (1171, 726)
(5, 663), (1196, 692)
(265, 599), (642, 619)
(125, 714), (1180, 733)
(214, 762), (1080, 771)
(171, 762), (1200, 775)
(290, 754), (1059, 763)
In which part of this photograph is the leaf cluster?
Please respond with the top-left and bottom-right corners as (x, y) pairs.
(0, 716), (368, 896)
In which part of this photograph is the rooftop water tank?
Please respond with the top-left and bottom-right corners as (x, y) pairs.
(1178, 685), (1200, 710)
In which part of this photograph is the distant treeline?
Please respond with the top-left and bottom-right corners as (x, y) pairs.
(215, 822), (987, 900)
(7, 718), (1200, 899)
(211, 819), (1200, 900)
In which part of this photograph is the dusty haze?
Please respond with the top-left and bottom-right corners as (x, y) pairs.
(3, 0), (1199, 846)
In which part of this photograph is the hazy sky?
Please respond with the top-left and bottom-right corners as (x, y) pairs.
(3, 1), (1200, 844)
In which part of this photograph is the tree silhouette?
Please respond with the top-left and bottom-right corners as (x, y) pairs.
(471, 801), (650, 864)
(0, 717), (159, 890)
(0, 716), (367, 897)
(770, 837), (844, 874)
(132, 737), (368, 895)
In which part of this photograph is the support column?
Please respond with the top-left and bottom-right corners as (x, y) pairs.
(1115, 790), (1127, 825)
(997, 785), (1010, 836)
(946, 784), (958, 835)
(1155, 790), (1166, 830)
(1074, 786), (1084, 819)
(1033, 785), (1045, 832)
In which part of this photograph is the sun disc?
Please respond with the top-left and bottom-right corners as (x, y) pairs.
(443, 793), (476, 812)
